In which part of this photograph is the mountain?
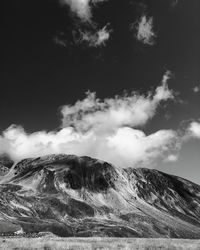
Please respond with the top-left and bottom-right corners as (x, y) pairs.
(0, 154), (14, 177)
(0, 154), (200, 238)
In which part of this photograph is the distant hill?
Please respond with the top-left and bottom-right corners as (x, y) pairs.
(0, 154), (200, 238)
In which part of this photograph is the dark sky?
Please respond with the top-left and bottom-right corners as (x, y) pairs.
(1, 0), (200, 183)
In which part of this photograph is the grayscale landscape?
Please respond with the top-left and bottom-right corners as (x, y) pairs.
(0, 154), (200, 249)
(1, 0), (200, 249)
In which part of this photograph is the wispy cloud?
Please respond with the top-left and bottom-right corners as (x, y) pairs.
(135, 15), (156, 46)
(54, 36), (68, 48)
(167, 120), (200, 161)
(61, 71), (173, 132)
(0, 72), (178, 168)
(171, 0), (178, 8)
(77, 25), (111, 47)
(58, 0), (110, 48)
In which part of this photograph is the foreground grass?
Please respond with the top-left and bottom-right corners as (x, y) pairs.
(0, 237), (200, 250)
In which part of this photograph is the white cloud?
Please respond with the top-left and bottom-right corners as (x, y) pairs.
(135, 15), (156, 46)
(164, 154), (179, 162)
(0, 72), (178, 168)
(58, 0), (110, 47)
(60, 0), (91, 22)
(162, 70), (172, 85)
(61, 71), (173, 132)
(0, 125), (178, 168)
(106, 128), (177, 167)
(192, 85), (200, 93)
(186, 121), (200, 139)
(60, 0), (106, 22)
(78, 25), (111, 47)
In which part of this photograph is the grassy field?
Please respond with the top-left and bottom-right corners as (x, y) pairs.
(0, 237), (200, 250)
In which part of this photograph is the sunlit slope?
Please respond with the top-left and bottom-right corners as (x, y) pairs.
(0, 154), (200, 238)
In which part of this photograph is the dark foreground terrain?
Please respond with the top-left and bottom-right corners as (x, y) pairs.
(0, 237), (200, 250)
(0, 154), (200, 238)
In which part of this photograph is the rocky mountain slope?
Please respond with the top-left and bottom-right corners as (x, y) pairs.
(0, 154), (14, 177)
(0, 154), (200, 238)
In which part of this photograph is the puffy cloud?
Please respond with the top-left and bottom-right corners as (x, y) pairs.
(0, 125), (178, 168)
(135, 15), (156, 46)
(192, 85), (200, 94)
(0, 125), (90, 161)
(186, 121), (200, 139)
(0, 72), (178, 168)
(164, 154), (179, 162)
(106, 128), (178, 167)
(60, 0), (107, 22)
(60, 0), (91, 22)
